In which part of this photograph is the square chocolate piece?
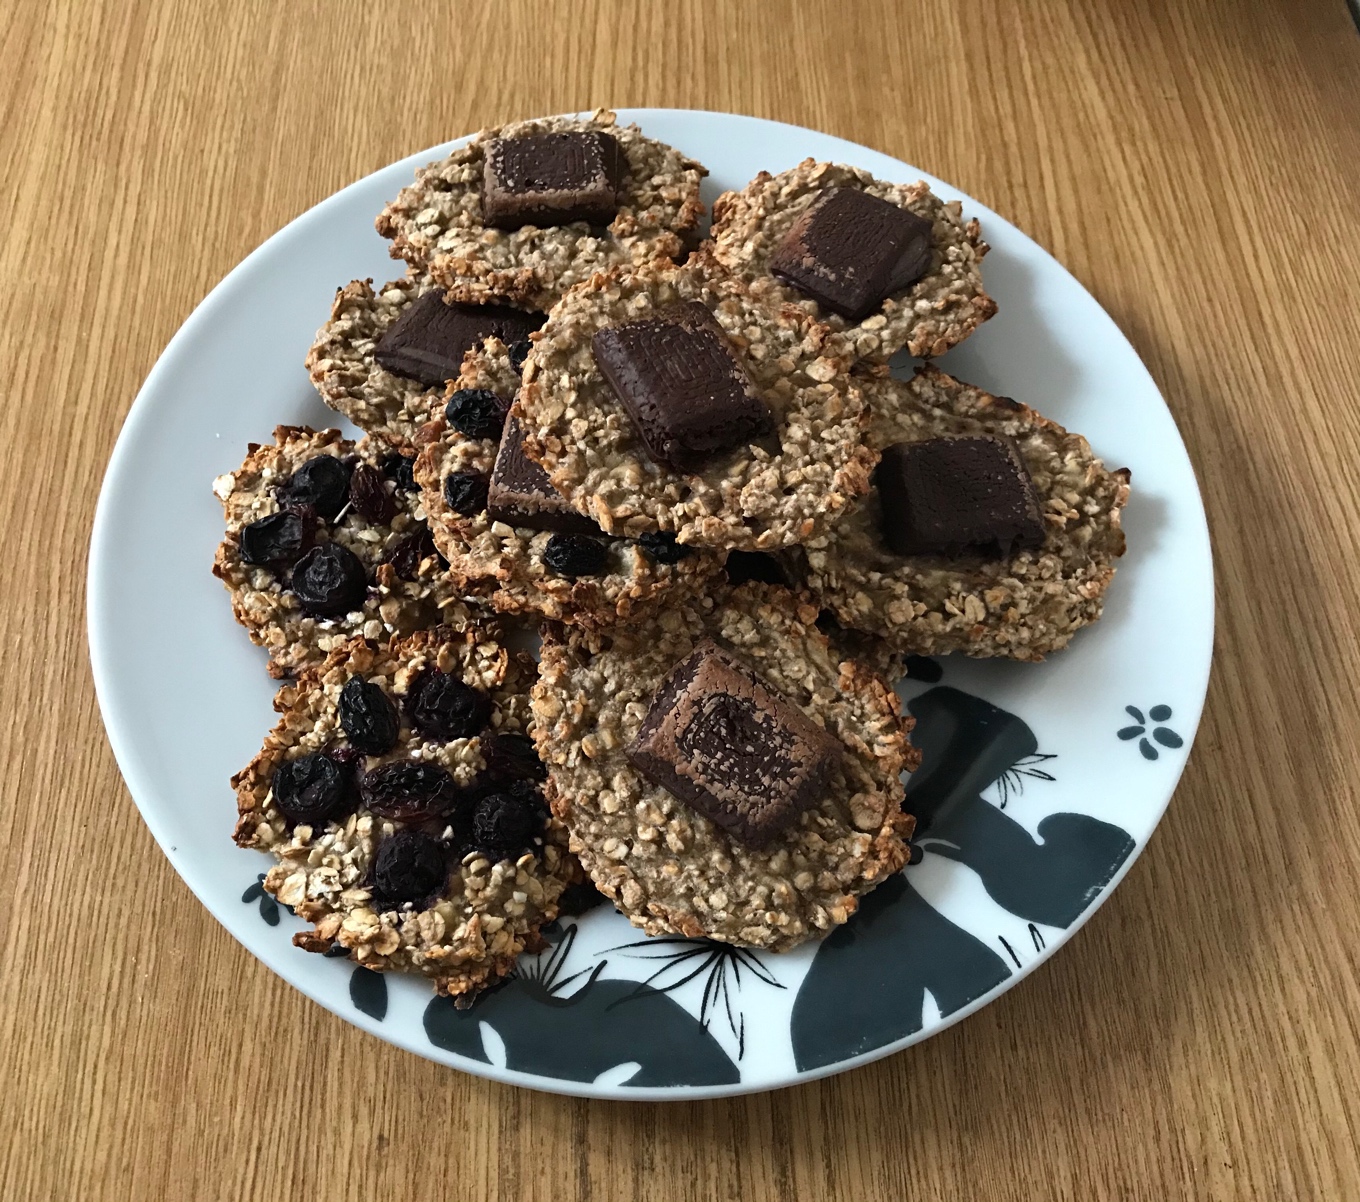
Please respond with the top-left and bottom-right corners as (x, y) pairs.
(768, 187), (934, 321)
(374, 291), (544, 388)
(591, 301), (774, 472)
(876, 435), (1046, 558)
(627, 640), (842, 847)
(482, 131), (626, 230)
(487, 414), (600, 534)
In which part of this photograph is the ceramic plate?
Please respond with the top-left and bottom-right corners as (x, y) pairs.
(88, 110), (1213, 1099)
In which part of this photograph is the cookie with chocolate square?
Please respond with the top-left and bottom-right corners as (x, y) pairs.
(790, 365), (1131, 661)
(413, 338), (721, 625)
(376, 110), (706, 311)
(705, 160), (997, 363)
(532, 585), (918, 951)
(516, 260), (879, 550)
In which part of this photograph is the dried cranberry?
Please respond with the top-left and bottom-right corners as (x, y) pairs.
(634, 531), (691, 565)
(724, 550), (789, 587)
(373, 830), (448, 908)
(471, 781), (547, 859)
(507, 340), (532, 370)
(542, 533), (609, 578)
(443, 472), (488, 516)
(239, 511), (305, 565)
(360, 761), (461, 822)
(290, 542), (368, 616)
(380, 453), (418, 492)
(482, 732), (547, 782)
(405, 669), (491, 742)
(381, 528), (440, 580)
(276, 454), (353, 519)
(444, 388), (508, 441)
(348, 462), (399, 524)
(273, 752), (355, 826)
(339, 677), (401, 756)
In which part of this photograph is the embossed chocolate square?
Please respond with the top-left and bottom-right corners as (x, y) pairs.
(591, 301), (774, 472)
(627, 640), (841, 846)
(876, 435), (1046, 558)
(488, 414), (599, 535)
(481, 131), (626, 229)
(769, 187), (934, 321)
(374, 291), (544, 388)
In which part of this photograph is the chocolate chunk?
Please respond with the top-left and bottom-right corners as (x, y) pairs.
(875, 435), (1046, 558)
(769, 187), (934, 321)
(592, 301), (773, 471)
(627, 640), (841, 846)
(482, 131), (626, 229)
(374, 290), (544, 388)
(487, 415), (599, 534)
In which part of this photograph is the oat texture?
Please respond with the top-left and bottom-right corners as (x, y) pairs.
(376, 109), (706, 310)
(233, 628), (572, 998)
(518, 260), (878, 550)
(705, 160), (996, 362)
(795, 365), (1130, 660)
(531, 585), (918, 950)
(213, 426), (475, 678)
(414, 338), (722, 625)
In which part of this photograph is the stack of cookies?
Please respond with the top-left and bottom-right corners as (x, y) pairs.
(216, 110), (1130, 1003)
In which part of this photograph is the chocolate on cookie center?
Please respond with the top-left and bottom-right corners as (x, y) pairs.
(482, 131), (627, 230)
(374, 290), (544, 388)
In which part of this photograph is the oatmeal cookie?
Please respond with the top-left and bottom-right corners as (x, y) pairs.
(213, 426), (474, 678)
(232, 628), (573, 999)
(705, 160), (996, 362)
(517, 260), (878, 550)
(531, 585), (918, 950)
(414, 338), (722, 625)
(794, 365), (1130, 660)
(376, 109), (706, 310)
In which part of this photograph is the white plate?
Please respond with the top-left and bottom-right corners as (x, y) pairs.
(88, 109), (1213, 1099)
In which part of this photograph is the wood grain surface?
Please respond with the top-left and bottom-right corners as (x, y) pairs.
(3, 0), (1358, 1197)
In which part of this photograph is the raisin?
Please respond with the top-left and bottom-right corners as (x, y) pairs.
(471, 781), (547, 859)
(360, 761), (461, 822)
(239, 511), (305, 565)
(634, 531), (692, 565)
(541, 533), (609, 578)
(405, 669), (491, 742)
(443, 472), (489, 515)
(380, 528), (440, 580)
(507, 340), (532, 370)
(339, 677), (401, 756)
(556, 880), (609, 917)
(272, 752), (355, 826)
(380, 453), (418, 492)
(444, 388), (508, 441)
(290, 542), (368, 616)
(724, 550), (789, 587)
(373, 830), (448, 908)
(276, 454), (353, 519)
(482, 731), (547, 782)
(348, 462), (398, 524)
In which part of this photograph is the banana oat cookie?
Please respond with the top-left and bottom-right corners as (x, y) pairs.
(793, 365), (1130, 660)
(517, 260), (878, 550)
(531, 586), (918, 950)
(375, 109), (706, 310)
(213, 426), (474, 678)
(704, 160), (996, 362)
(414, 338), (721, 625)
(232, 628), (573, 999)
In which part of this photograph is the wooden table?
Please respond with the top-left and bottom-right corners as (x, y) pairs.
(4, 1), (1358, 1197)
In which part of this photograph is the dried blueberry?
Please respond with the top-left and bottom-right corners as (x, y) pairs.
(405, 669), (492, 742)
(444, 388), (508, 441)
(339, 677), (401, 756)
(273, 752), (355, 826)
(634, 531), (692, 565)
(290, 542), (368, 616)
(471, 781), (547, 859)
(724, 550), (789, 587)
(348, 462), (398, 525)
(380, 453), (418, 492)
(373, 829), (448, 908)
(482, 731), (547, 782)
(443, 472), (489, 516)
(507, 340), (532, 370)
(276, 454), (353, 519)
(380, 528), (441, 580)
(238, 511), (305, 565)
(541, 533), (609, 578)
(360, 760), (461, 822)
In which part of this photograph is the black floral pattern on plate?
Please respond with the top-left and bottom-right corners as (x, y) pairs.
(241, 874), (279, 926)
(1118, 704), (1184, 760)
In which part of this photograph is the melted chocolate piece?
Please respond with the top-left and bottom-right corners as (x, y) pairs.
(876, 435), (1046, 558)
(374, 291), (544, 387)
(486, 415), (599, 534)
(627, 640), (841, 846)
(482, 131), (626, 229)
(769, 187), (934, 321)
(592, 301), (773, 471)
